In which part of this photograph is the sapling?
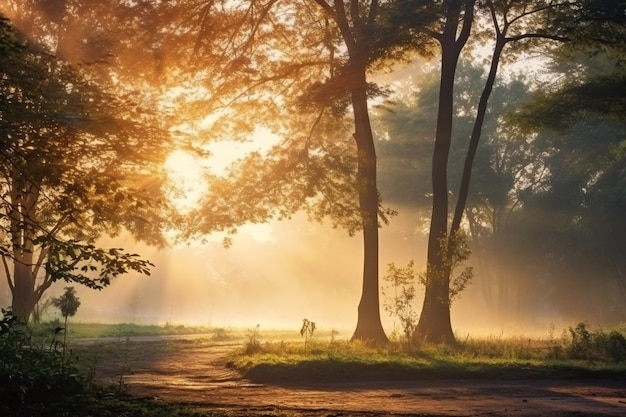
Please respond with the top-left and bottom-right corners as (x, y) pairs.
(52, 286), (81, 359)
(300, 318), (316, 354)
(382, 261), (418, 352)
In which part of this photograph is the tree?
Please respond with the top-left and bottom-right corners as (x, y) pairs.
(52, 286), (80, 356)
(506, 0), (626, 319)
(407, 0), (574, 343)
(376, 61), (539, 322)
(0, 15), (173, 323)
(167, 0), (439, 345)
(302, 0), (431, 344)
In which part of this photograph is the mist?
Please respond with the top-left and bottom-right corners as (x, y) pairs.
(0, 206), (605, 339)
(1, 0), (623, 341)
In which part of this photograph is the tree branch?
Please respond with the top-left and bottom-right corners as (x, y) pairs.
(506, 33), (568, 43)
(2, 256), (13, 292)
(508, 1), (575, 28)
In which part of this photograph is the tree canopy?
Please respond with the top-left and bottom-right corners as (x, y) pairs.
(0, 14), (175, 322)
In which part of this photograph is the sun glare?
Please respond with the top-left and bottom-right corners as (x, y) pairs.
(165, 150), (206, 212)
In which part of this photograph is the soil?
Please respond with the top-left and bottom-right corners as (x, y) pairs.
(87, 337), (626, 417)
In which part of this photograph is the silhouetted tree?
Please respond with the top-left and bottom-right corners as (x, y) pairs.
(405, 0), (573, 343)
(0, 16), (172, 323)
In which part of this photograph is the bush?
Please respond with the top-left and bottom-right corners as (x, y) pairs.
(0, 310), (87, 410)
(567, 322), (626, 363)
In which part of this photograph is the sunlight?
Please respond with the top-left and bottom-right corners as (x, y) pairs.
(205, 126), (281, 176)
(165, 126), (281, 243)
(165, 150), (206, 212)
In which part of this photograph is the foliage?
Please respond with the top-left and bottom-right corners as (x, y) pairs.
(52, 286), (81, 319)
(52, 286), (81, 358)
(382, 261), (419, 351)
(0, 13), (171, 322)
(0, 310), (86, 410)
(421, 231), (474, 306)
(568, 323), (626, 363)
(444, 231), (474, 304)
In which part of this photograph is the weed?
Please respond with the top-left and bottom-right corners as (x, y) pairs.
(244, 324), (262, 354)
(117, 337), (133, 392)
(300, 319), (316, 354)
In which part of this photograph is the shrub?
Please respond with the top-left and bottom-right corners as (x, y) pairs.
(566, 322), (626, 363)
(0, 309), (86, 409)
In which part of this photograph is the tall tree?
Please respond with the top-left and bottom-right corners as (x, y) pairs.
(304, 0), (434, 343)
(406, 0), (573, 343)
(0, 16), (173, 322)
(376, 62), (540, 322)
(171, 0), (438, 344)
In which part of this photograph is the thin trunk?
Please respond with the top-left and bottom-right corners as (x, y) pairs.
(350, 67), (388, 345)
(12, 251), (37, 323)
(450, 40), (504, 235)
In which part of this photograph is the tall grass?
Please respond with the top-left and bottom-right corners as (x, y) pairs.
(231, 323), (626, 381)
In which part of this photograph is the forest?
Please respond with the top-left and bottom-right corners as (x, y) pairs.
(0, 1), (625, 415)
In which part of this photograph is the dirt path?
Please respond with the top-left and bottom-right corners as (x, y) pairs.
(89, 337), (626, 416)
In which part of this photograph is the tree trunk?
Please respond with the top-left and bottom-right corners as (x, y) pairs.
(416, 1), (474, 344)
(450, 40), (504, 235)
(416, 44), (458, 344)
(9, 174), (42, 324)
(11, 251), (38, 324)
(349, 67), (388, 345)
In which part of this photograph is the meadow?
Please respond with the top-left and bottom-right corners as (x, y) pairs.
(2, 319), (625, 416)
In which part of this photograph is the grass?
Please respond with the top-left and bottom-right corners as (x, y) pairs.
(5, 319), (625, 416)
(229, 325), (626, 383)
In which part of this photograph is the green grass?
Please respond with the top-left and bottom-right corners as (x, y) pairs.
(229, 328), (626, 383)
(28, 321), (241, 340)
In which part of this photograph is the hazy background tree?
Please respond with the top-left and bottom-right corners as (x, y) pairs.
(505, 0), (626, 321)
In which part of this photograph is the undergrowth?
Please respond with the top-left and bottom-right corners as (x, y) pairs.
(0, 311), (230, 417)
(232, 322), (626, 381)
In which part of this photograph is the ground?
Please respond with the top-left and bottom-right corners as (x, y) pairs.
(84, 336), (626, 416)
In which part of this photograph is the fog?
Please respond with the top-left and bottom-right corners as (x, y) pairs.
(51, 212), (420, 333)
(0, 209), (582, 338)
(1, 2), (623, 339)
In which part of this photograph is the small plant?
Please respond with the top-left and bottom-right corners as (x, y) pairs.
(245, 324), (262, 354)
(382, 260), (418, 352)
(117, 336), (132, 392)
(300, 318), (316, 354)
(52, 286), (81, 359)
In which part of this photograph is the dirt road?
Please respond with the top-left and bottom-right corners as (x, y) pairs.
(89, 338), (626, 416)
